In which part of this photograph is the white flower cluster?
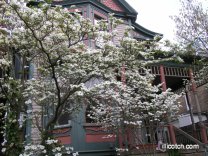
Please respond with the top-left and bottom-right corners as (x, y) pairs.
(20, 144), (46, 156)
(195, 66), (208, 89)
(46, 139), (58, 145)
(0, 59), (11, 68)
(115, 148), (129, 155)
(0, 1), (181, 155)
(20, 139), (77, 156)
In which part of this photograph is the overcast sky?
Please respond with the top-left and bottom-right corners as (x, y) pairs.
(126, 0), (181, 42)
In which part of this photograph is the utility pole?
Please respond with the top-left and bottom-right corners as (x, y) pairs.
(184, 82), (196, 136)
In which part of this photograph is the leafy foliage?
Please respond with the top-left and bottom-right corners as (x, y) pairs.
(173, 0), (208, 88)
(0, 0), (180, 155)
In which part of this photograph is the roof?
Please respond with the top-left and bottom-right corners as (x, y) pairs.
(117, 0), (138, 15)
(52, 0), (138, 20)
(52, 0), (162, 38)
(132, 22), (163, 39)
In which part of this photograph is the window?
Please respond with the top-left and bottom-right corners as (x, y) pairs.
(56, 103), (73, 126)
(94, 14), (103, 25)
(57, 112), (72, 125)
(43, 101), (73, 128)
(85, 105), (96, 123)
(94, 15), (105, 48)
(12, 53), (30, 79)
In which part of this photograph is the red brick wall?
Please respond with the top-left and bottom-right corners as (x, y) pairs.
(195, 85), (208, 113)
(101, 0), (124, 12)
(179, 85), (208, 114)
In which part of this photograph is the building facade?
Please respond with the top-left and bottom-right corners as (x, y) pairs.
(44, 0), (162, 155)
(1, 0), (207, 155)
(48, 0), (162, 155)
(48, 0), (208, 155)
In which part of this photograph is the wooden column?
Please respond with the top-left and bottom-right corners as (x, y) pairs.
(189, 69), (208, 143)
(159, 65), (167, 91)
(189, 69), (197, 92)
(160, 65), (176, 144)
(168, 125), (177, 144)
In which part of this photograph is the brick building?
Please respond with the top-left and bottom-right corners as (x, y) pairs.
(49, 0), (207, 155)
(1, 0), (207, 155)
(28, 0), (207, 155)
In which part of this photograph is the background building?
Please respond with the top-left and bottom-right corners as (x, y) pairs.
(47, 0), (207, 155)
(1, 0), (207, 155)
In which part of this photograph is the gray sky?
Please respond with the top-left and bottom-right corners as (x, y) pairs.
(126, 0), (181, 42)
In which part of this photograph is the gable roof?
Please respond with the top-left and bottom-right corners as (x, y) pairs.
(52, 0), (162, 39)
(117, 0), (138, 15)
(99, 0), (125, 12)
(53, 0), (138, 20)
(133, 22), (163, 39)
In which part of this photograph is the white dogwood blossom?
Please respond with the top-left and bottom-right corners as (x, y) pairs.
(0, 0), (181, 155)
(20, 139), (75, 156)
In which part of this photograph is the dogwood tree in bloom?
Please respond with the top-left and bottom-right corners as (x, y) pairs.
(0, 0), (180, 155)
(173, 0), (208, 87)
(85, 37), (180, 150)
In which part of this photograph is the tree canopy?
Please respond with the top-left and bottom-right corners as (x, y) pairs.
(0, 0), (180, 155)
(173, 0), (208, 90)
